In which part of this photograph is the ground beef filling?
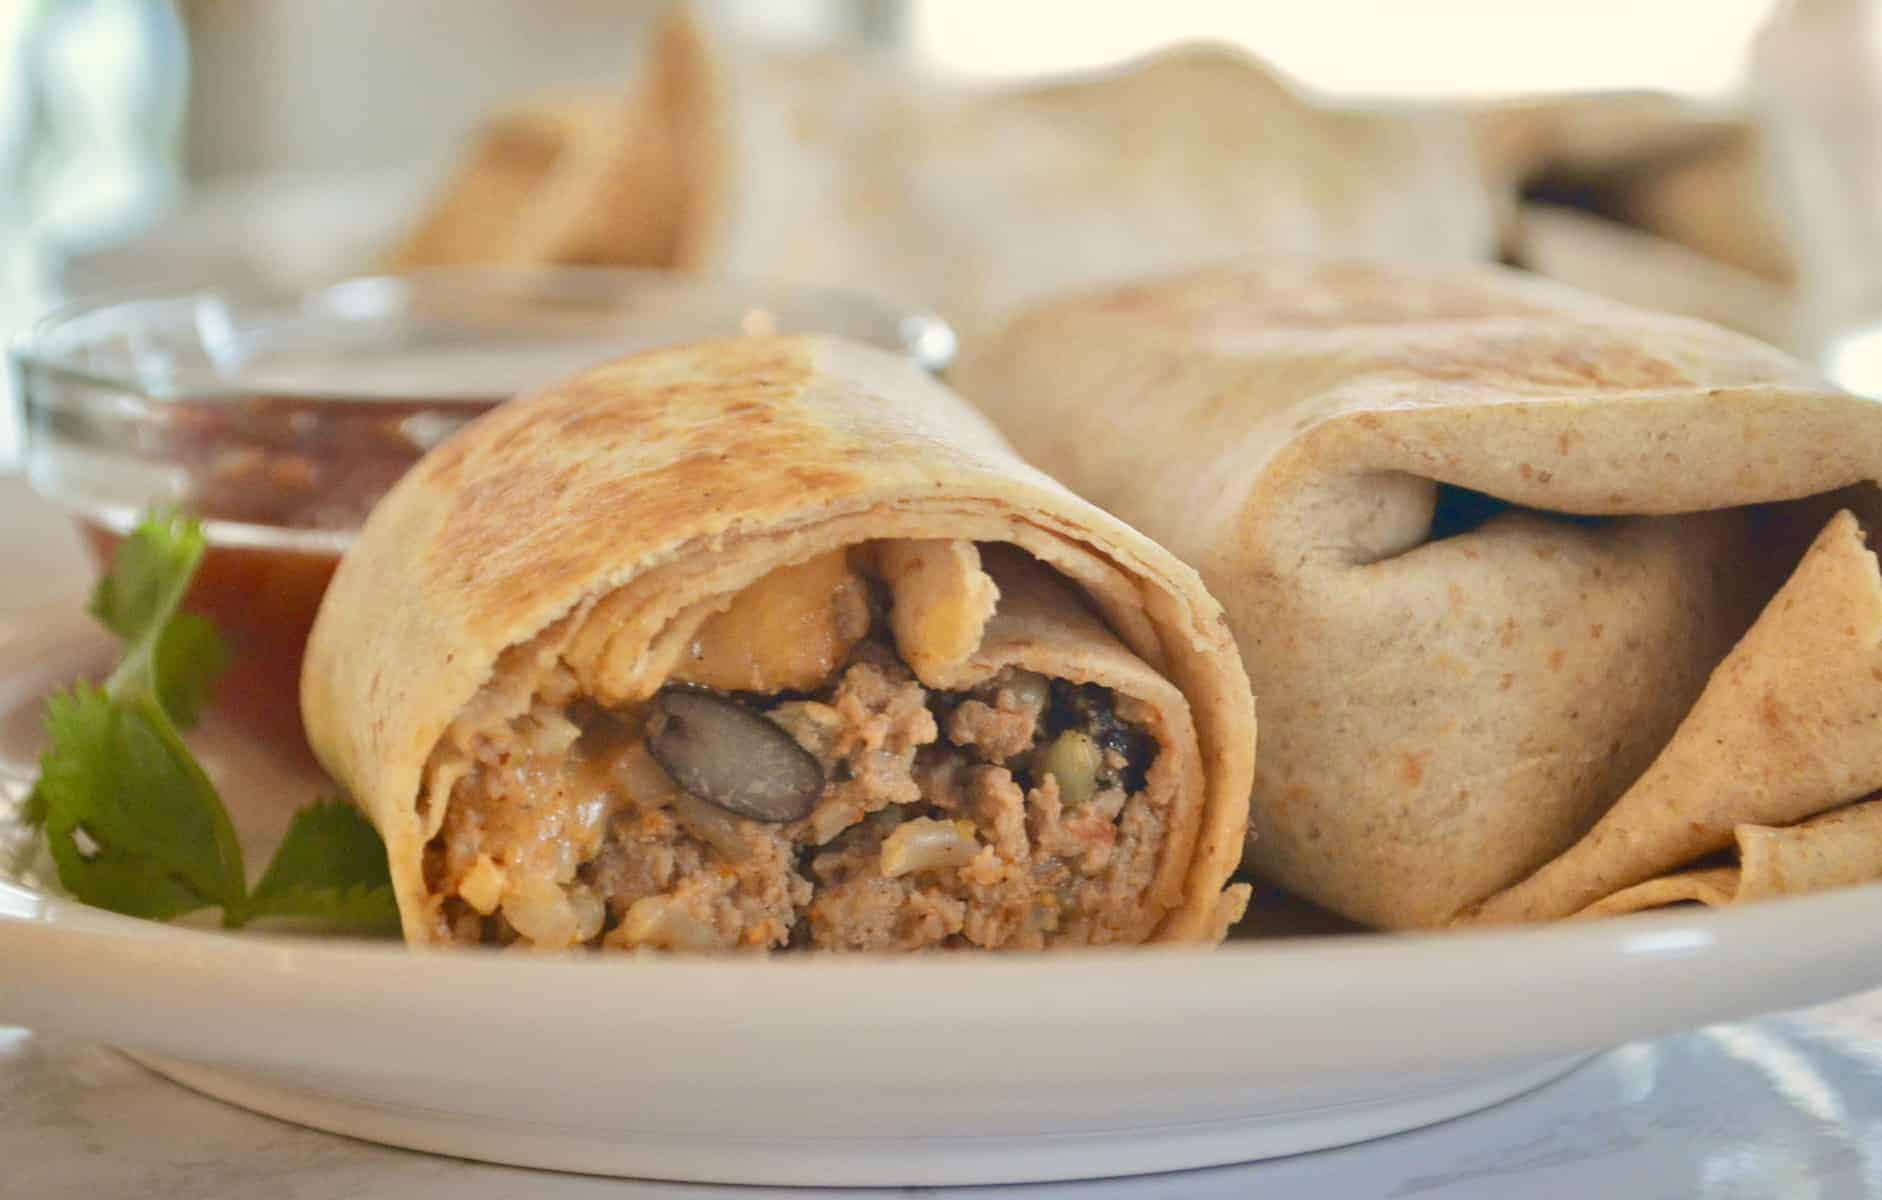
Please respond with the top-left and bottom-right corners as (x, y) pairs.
(424, 635), (1168, 953)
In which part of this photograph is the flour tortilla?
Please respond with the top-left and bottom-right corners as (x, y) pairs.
(954, 259), (1882, 929)
(302, 334), (1254, 946)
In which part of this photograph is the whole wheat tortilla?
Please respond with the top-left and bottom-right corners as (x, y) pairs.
(1473, 3), (1882, 356)
(301, 334), (1254, 947)
(391, 11), (1498, 342)
(1508, 204), (1798, 350)
(1578, 796), (1882, 917)
(1475, 509), (1882, 921)
(1476, 95), (1809, 349)
(953, 258), (1882, 929)
(386, 12), (716, 272)
(700, 41), (1496, 341)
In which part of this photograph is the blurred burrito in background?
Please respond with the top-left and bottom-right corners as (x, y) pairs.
(1483, 0), (1882, 358)
(387, 3), (1882, 360)
(386, 9), (1500, 341)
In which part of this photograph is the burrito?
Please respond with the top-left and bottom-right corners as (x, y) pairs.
(390, 10), (1497, 342)
(388, 12), (716, 273)
(954, 259), (1882, 929)
(301, 335), (1253, 952)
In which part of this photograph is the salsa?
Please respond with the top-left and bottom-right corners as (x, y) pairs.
(69, 392), (495, 763)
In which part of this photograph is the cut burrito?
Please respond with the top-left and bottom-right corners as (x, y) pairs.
(301, 335), (1253, 952)
(954, 259), (1882, 929)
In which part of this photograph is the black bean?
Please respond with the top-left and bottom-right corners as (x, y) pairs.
(647, 688), (826, 822)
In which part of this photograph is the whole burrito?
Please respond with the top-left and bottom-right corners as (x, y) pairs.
(389, 10), (1497, 343)
(302, 335), (1253, 952)
(954, 259), (1882, 929)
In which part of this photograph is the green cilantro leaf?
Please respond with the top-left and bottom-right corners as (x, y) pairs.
(19, 782), (46, 828)
(31, 511), (250, 920)
(34, 686), (241, 918)
(247, 798), (400, 933)
(152, 612), (229, 729)
(86, 508), (203, 644)
(25, 508), (398, 937)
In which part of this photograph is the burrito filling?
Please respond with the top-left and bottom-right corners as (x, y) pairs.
(420, 541), (1182, 952)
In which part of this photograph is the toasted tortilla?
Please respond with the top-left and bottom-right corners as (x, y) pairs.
(302, 335), (1255, 947)
(954, 259), (1882, 929)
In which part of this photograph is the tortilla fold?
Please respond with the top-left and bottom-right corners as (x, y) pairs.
(1476, 510), (1882, 921)
(1578, 796), (1882, 917)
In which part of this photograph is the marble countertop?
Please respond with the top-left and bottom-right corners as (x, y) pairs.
(6, 473), (1882, 1198)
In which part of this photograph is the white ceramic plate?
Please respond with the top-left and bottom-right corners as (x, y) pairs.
(6, 607), (1882, 1187)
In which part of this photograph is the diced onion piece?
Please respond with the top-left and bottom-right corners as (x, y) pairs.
(669, 789), (753, 862)
(569, 887), (607, 943)
(500, 877), (579, 946)
(521, 704), (582, 756)
(609, 895), (726, 952)
(614, 740), (680, 807)
(880, 817), (981, 878)
(810, 797), (866, 846)
(767, 700), (845, 761)
(458, 854), (507, 915)
(876, 540), (1000, 685)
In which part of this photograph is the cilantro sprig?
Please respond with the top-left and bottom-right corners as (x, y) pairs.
(22, 511), (398, 934)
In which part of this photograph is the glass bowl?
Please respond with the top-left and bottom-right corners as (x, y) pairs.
(11, 267), (957, 754)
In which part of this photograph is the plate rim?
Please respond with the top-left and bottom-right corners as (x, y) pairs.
(6, 599), (1882, 1090)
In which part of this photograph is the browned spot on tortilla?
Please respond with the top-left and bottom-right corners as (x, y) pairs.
(1548, 647), (1567, 672)
(418, 339), (866, 640)
(1590, 624), (1604, 640)
(1761, 689), (1788, 733)
(1448, 583), (1469, 612)
(1391, 331), (1692, 392)
(1498, 673), (1515, 692)
(1401, 753), (1425, 787)
(1499, 617), (1520, 648)
(1084, 262), (1561, 333)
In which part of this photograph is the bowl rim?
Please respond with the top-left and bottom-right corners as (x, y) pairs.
(9, 264), (960, 404)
